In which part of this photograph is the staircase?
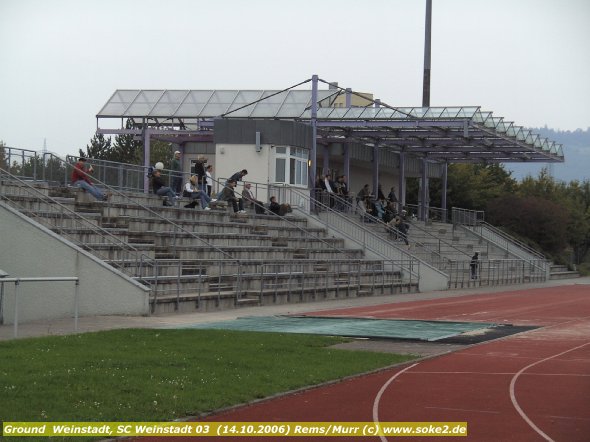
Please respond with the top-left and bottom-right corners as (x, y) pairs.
(549, 264), (580, 280)
(0, 176), (418, 316)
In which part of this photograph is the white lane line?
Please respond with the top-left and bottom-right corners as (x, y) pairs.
(372, 363), (418, 442)
(424, 406), (500, 414)
(509, 341), (590, 442)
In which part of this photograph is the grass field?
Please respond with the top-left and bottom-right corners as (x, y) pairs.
(1, 329), (415, 428)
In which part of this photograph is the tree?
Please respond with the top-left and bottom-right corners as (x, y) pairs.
(0, 140), (7, 170)
(80, 133), (113, 160)
(112, 120), (142, 164)
(487, 195), (569, 256)
(439, 163), (516, 211)
(148, 140), (174, 168)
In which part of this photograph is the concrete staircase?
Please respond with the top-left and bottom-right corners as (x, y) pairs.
(1, 180), (418, 315)
(549, 264), (580, 280)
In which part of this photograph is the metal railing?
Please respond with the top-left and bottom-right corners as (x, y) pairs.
(300, 189), (472, 272)
(468, 221), (546, 261)
(282, 188), (422, 283)
(2, 152), (410, 310)
(405, 204), (448, 223)
(0, 167), (159, 283)
(447, 259), (547, 289)
(452, 207), (485, 226)
(0, 276), (79, 338)
(1, 147), (68, 185)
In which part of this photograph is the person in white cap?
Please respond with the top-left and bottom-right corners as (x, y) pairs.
(171, 150), (182, 195)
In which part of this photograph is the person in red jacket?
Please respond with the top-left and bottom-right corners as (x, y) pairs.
(71, 157), (110, 201)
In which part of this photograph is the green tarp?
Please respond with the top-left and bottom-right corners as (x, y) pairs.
(167, 316), (495, 342)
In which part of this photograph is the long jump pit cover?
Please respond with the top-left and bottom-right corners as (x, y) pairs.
(166, 316), (497, 342)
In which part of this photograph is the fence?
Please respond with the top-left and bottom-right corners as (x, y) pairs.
(0, 276), (79, 338)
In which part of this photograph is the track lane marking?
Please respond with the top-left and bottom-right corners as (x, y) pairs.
(509, 341), (590, 442)
(372, 363), (418, 442)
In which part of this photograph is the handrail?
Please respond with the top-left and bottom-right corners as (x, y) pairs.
(476, 221), (545, 260)
(212, 178), (358, 259)
(0, 167), (157, 274)
(302, 188), (473, 266)
(0, 276), (79, 338)
(452, 207), (485, 226)
(288, 188), (422, 281)
(2, 151), (392, 308)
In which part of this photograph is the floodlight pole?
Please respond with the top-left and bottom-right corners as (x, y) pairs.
(310, 75), (318, 190)
(422, 0), (432, 108)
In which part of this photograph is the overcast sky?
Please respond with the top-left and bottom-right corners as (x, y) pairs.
(1, 0), (589, 157)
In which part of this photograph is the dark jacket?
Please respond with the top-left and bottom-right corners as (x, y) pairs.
(152, 175), (166, 193)
(220, 187), (238, 202)
(269, 201), (281, 215)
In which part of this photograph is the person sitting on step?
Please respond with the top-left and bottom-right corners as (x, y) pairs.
(219, 179), (245, 213)
(151, 168), (177, 206)
(183, 175), (212, 210)
(71, 157), (111, 201)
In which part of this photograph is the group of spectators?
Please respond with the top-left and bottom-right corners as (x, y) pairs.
(154, 151), (291, 216)
(312, 173), (411, 245)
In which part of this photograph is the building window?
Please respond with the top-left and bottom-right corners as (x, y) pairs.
(274, 146), (308, 186)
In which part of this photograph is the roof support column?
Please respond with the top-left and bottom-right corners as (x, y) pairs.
(372, 99), (381, 197)
(322, 145), (330, 176)
(422, 0), (432, 108)
(343, 89), (351, 188)
(142, 123), (151, 194)
(420, 157), (429, 221)
(441, 161), (448, 222)
(343, 143), (350, 186)
(372, 142), (379, 198)
(398, 152), (406, 213)
(309, 74), (318, 190)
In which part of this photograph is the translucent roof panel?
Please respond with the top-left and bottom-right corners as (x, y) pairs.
(96, 86), (563, 163)
(149, 90), (191, 117)
(98, 89), (338, 119)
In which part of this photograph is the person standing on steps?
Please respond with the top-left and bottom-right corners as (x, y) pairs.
(170, 150), (183, 195)
(470, 251), (480, 279)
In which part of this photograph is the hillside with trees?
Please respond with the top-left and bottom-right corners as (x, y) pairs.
(508, 127), (590, 182)
(424, 164), (590, 272)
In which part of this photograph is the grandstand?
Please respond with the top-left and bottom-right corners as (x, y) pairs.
(0, 76), (575, 325)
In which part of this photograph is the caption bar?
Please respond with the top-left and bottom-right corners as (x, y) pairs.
(4, 422), (467, 437)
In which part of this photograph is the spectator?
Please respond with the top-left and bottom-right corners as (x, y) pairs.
(219, 179), (245, 213)
(268, 196), (292, 217)
(377, 183), (385, 201)
(151, 168), (177, 206)
(229, 169), (248, 183)
(71, 157), (110, 201)
(357, 184), (372, 202)
(171, 150), (182, 194)
(358, 195), (376, 223)
(242, 183), (265, 214)
(269, 196), (281, 216)
(470, 252), (480, 279)
(393, 210), (410, 245)
(375, 197), (387, 221)
(183, 175), (211, 210)
(205, 164), (214, 197)
(217, 169), (248, 199)
(387, 187), (398, 203)
(192, 155), (207, 191)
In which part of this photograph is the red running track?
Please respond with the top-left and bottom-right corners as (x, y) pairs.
(144, 284), (590, 441)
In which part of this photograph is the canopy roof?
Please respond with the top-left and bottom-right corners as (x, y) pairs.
(97, 83), (564, 164)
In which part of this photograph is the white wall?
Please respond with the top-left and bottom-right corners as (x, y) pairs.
(215, 143), (283, 204)
(0, 203), (150, 324)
